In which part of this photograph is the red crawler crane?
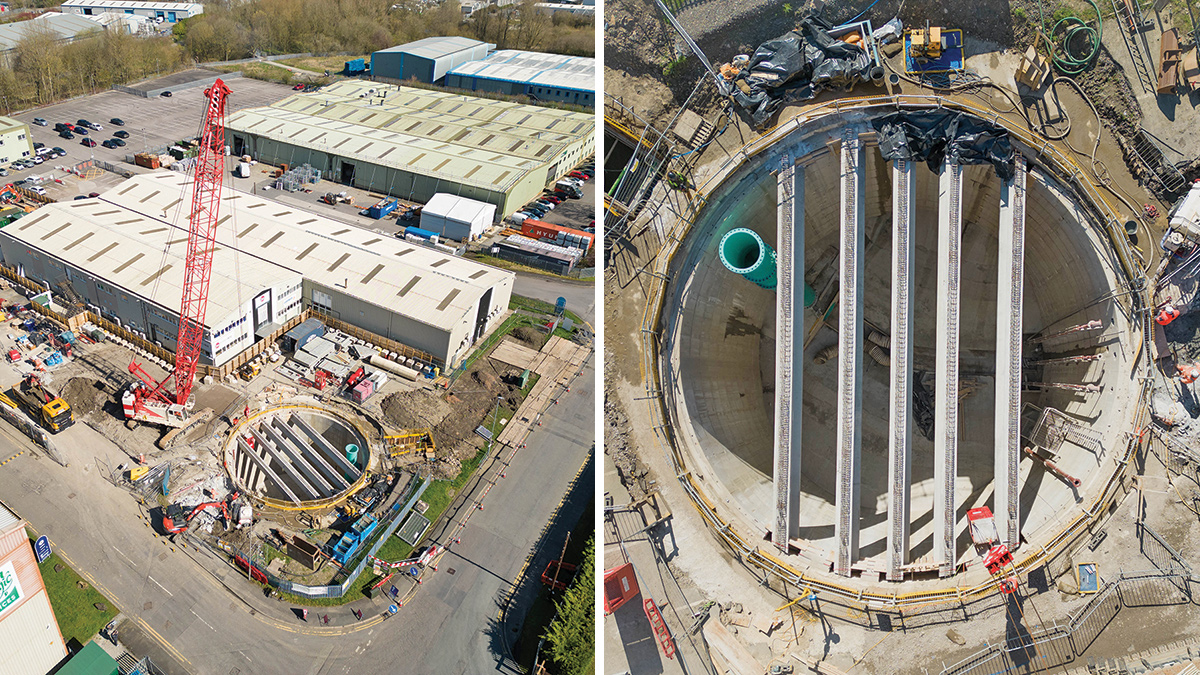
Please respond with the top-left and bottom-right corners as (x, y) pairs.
(122, 79), (232, 429)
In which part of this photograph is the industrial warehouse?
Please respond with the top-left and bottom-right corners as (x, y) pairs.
(446, 50), (595, 106)
(223, 79), (593, 217)
(0, 172), (514, 369)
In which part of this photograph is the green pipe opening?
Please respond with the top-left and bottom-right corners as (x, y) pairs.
(719, 228), (777, 290)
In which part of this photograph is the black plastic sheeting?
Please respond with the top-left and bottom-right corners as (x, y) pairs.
(731, 16), (875, 126)
(871, 111), (1016, 181)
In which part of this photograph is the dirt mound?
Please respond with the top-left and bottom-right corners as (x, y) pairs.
(512, 326), (543, 348)
(62, 377), (110, 418)
(381, 390), (451, 431)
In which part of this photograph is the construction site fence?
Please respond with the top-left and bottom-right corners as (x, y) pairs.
(225, 478), (429, 600)
(10, 185), (55, 204)
(0, 402), (66, 466)
(939, 570), (1195, 675)
(632, 94), (1152, 620)
(81, 158), (134, 179)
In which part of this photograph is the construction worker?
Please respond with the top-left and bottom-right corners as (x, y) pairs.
(1158, 304), (1181, 325)
(1178, 363), (1200, 385)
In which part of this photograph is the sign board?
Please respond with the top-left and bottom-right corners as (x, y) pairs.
(33, 535), (51, 564)
(0, 560), (24, 619)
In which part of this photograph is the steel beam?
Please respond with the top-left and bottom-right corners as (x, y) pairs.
(995, 155), (1026, 547)
(774, 157), (804, 550)
(887, 159), (916, 581)
(237, 436), (301, 505)
(935, 161), (963, 577)
(834, 133), (865, 577)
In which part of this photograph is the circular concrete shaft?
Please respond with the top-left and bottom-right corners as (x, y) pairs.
(662, 112), (1138, 581)
(223, 406), (372, 509)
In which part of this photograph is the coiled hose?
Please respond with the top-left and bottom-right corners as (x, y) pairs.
(1039, 0), (1103, 75)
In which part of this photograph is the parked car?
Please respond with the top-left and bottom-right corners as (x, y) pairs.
(31, 156), (43, 164)
(53, 123), (67, 132)
(58, 130), (73, 140)
(109, 117), (125, 126)
(52, 147), (65, 157)
(293, 84), (305, 90)
(110, 138), (125, 147)
(87, 122), (103, 131)
(73, 195), (87, 200)
(567, 171), (586, 180)
(88, 192), (99, 197)
(32, 117), (46, 126)
(74, 127), (87, 136)
(113, 130), (129, 139)
(27, 186), (45, 196)
(0, 169), (8, 177)
(160, 91), (172, 97)
(510, 212), (529, 225)
(101, 140), (115, 149)
(81, 138), (96, 147)
(76, 119), (90, 128)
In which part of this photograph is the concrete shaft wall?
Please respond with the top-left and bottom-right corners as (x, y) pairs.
(666, 133), (1132, 574)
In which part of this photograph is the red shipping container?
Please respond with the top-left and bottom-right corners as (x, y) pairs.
(520, 219), (594, 252)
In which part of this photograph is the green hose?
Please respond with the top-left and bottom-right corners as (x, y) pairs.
(1039, 0), (1103, 76)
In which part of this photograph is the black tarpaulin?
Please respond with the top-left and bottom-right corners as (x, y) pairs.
(731, 16), (875, 126)
(872, 110), (1016, 181)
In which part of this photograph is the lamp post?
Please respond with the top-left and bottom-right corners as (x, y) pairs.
(488, 394), (502, 453)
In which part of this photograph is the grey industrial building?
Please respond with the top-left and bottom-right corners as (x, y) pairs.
(0, 172), (515, 368)
(60, 0), (203, 22)
(371, 36), (493, 85)
(225, 80), (594, 217)
(445, 50), (595, 106)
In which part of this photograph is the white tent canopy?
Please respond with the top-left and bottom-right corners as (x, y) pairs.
(420, 193), (498, 242)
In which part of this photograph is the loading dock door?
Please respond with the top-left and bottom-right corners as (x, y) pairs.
(340, 161), (356, 185)
(232, 135), (246, 157)
(474, 288), (492, 341)
(253, 289), (273, 331)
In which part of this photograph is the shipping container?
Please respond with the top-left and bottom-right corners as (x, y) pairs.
(520, 219), (594, 252)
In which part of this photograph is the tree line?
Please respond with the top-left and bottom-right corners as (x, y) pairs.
(0, 0), (593, 110)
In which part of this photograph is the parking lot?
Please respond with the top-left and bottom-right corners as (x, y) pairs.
(8, 72), (295, 200)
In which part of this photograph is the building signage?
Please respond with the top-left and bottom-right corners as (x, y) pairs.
(33, 535), (51, 564)
(0, 560), (24, 619)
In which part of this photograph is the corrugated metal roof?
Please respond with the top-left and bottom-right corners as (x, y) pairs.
(226, 81), (592, 193)
(447, 50), (595, 93)
(80, 173), (513, 332)
(373, 36), (491, 60)
(62, 0), (202, 11)
(424, 193), (496, 226)
(0, 12), (102, 51)
(1, 196), (300, 328)
(0, 501), (19, 536)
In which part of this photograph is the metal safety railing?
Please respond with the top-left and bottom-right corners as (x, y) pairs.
(628, 92), (1153, 618)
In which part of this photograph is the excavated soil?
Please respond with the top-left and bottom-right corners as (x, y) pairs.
(62, 377), (109, 417)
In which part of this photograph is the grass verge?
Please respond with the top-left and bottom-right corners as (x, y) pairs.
(36, 543), (118, 645)
(277, 54), (368, 74)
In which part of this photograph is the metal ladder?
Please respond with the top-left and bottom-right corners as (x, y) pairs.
(940, 163), (963, 576)
(836, 135), (860, 576)
(889, 160), (911, 576)
(774, 157), (794, 548)
(1112, 0), (1156, 92)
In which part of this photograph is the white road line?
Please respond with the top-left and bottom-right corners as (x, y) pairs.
(190, 609), (215, 631)
(111, 546), (136, 568)
(147, 575), (173, 597)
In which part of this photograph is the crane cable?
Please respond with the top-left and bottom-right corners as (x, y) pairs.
(1037, 0), (1103, 76)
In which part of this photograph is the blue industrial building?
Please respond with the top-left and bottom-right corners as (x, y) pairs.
(445, 50), (595, 107)
(371, 36), (493, 85)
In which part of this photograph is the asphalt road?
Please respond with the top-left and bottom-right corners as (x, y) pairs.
(0, 353), (595, 675)
(513, 274), (596, 324)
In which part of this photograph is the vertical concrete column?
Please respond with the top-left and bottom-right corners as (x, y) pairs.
(995, 155), (1027, 547)
(935, 161), (963, 577)
(774, 157), (804, 550)
(887, 159), (916, 581)
(835, 133), (865, 577)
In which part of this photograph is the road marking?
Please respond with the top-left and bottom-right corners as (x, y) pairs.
(189, 609), (214, 631)
(111, 546), (136, 568)
(0, 449), (22, 465)
(136, 617), (194, 668)
(147, 575), (173, 597)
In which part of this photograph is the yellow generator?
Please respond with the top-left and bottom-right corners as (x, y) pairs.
(909, 25), (944, 60)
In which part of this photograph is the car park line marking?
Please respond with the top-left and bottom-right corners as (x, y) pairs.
(0, 450), (22, 465)
(189, 608), (214, 631)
